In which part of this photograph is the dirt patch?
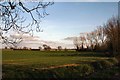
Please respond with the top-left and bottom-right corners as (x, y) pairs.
(34, 63), (80, 70)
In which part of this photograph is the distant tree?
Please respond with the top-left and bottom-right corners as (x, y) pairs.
(94, 26), (107, 51)
(5, 46), (7, 49)
(97, 26), (106, 45)
(47, 46), (51, 51)
(23, 47), (28, 50)
(73, 29), (107, 52)
(86, 32), (95, 51)
(10, 46), (13, 49)
(58, 46), (62, 51)
(39, 46), (42, 51)
(79, 35), (86, 50)
(64, 47), (67, 51)
(74, 33), (89, 51)
(43, 44), (48, 50)
(73, 37), (79, 51)
(43, 44), (51, 51)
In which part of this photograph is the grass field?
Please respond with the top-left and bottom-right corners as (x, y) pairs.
(3, 50), (109, 68)
(2, 50), (119, 79)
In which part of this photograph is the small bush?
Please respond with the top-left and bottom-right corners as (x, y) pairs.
(91, 61), (103, 70)
(80, 64), (94, 76)
(91, 60), (113, 70)
(100, 60), (113, 69)
(107, 58), (119, 65)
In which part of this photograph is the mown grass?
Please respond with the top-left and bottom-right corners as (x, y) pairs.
(2, 50), (108, 68)
(2, 50), (116, 79)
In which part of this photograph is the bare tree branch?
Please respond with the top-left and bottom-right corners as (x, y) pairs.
(0, 1), (53, 48)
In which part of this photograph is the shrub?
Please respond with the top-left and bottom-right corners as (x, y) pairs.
(48, 64), (94, 78)
(91, 60), (113, 70)
(80, 64), (94, 76)
(100, 60), (113, 69)
(107, 58), (119, 65)
(91, 61), (103, 70)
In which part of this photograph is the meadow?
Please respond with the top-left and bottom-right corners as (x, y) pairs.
(2, 50), (119, 79)
(3, 50), (108, 67)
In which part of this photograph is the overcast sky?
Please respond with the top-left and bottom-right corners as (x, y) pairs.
(1, 1), (119, 49)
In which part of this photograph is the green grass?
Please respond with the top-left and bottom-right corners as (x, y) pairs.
(2, 50), (109, 68)
(88, 66), (120, 79)
(2, 50), (114, 79)
(3, 64), (95, 79)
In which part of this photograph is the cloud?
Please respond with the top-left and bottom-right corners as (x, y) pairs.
(10, 34), (40, 41)
(12, 34), (74, 49)
(1, 33), (75, 49)
(64, 36), (77, 40)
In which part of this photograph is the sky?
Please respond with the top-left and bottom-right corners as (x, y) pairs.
(1, 1), (119, 49)
(31, 2), (118, 49)
(38, 2), (118, 41)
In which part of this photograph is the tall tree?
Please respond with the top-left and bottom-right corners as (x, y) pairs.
(104, 16), (120, 56)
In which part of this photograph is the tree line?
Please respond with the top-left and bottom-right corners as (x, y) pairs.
(74, 16), (120, 57)
(4, 44), (63, 51)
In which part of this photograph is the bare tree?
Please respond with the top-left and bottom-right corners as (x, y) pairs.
(0, 1), (53, 47)
(86, 32), (96, 51)
(73, 37), (79, 51)
(73, 16), (119, 55)
(104, 16), (120, 56)
(89, 28), (106, 51)
(73, 33), (87, 51)
(79, 36), (85, 50)
(96, 26), (106, 45)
